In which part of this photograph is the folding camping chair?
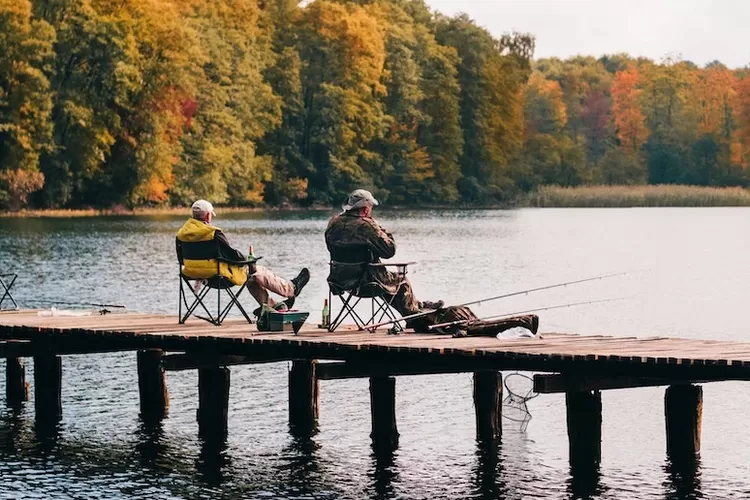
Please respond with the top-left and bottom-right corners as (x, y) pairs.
(0, 272), (18, 310)
(177, 244), (259, 326)
(327, 244), (415, 333)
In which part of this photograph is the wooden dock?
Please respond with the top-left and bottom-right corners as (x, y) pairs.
(1, 309), (747, 465)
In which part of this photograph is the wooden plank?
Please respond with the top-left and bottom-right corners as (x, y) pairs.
(533, 374), (732, 394)
(162, 353), (288, 371)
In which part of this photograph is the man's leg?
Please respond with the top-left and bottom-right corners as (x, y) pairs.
(382, 278), (421, 316)
(246, 279), (274, 308)
(250, 265), (295, 298)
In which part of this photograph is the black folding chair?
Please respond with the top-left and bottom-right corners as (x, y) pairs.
(327, 245), (414, 333)
(0, 273), (18, 310)
(178, 249), (260, 326)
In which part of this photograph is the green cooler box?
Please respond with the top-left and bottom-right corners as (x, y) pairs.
(257, 310), (309, 334)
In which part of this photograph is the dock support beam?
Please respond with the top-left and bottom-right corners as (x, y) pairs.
(137, 349), (169, 422)
(6, 357), (29, 406)
(566, 390), (602, 467)
(197, 366), (230, 440)
(34, 355), (62, 423)
(288, 360), (319, 435)
(665, 384), (702, 459)
(370, 376), (399, 449)
(473, 371), (503, 442)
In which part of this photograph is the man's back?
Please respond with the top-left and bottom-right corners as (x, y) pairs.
(325, 212), (396, 261)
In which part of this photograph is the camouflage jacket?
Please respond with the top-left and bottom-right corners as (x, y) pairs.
(324, 212), (402, 294)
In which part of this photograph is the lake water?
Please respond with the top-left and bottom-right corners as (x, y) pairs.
(1, 208), (750, 499)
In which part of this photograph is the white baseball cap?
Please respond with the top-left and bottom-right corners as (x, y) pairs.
(191, 199), (216, 217)
(342, 189), (379, 212)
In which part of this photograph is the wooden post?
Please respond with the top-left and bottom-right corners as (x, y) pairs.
(137, 349), (169, 422)
(288, 359), (319, 435)
(6, 357), (29, 406)
(370, 376), (398, 449)
(665, 384), (702, 459)
(197, 366), (230, 440)
(34, 355), (62, 423)
(566, 390), (602, 466)
(473, 371), (503, 442)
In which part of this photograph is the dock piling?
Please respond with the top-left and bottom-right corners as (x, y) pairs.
(197, 366), (230, 439)
(566, 390), (602, 466)
(34, 354), (62, 422)
(473, 371), (503, 442)
(288, 359), (319, 435)
(665, 384), (702, 458)
(6, 357), (29, 406)
(137, 349), (169, 422)
(370, 376), (399, 449)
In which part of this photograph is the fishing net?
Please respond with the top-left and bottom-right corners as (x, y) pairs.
(501, 373), (538, 432)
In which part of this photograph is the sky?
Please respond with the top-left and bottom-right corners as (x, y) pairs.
(424, 0), (750, 68)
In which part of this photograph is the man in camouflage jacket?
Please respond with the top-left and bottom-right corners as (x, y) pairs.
(324, 189), (442, 316)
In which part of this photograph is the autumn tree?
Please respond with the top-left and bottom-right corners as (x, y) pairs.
(0, 0), (54, 209)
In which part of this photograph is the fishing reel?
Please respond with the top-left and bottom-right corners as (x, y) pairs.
(387, 325), (402, 336)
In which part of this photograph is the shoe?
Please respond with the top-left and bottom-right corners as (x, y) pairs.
(420, 300), (444, 311)
(291, 268), (310, 297)
(530, 314), (539, 335)
(253, 299), (294, 317)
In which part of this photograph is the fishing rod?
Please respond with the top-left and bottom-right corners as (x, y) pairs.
(367, 271), (629, 331)
(426, 296), (629, 331)
(28, 299), (126, 309)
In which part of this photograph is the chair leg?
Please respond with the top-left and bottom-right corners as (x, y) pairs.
(180, 278), (217, 325)
(0, 275), (18, 310)
(329, 293), (367, 331)
(218, 284), (253, 324)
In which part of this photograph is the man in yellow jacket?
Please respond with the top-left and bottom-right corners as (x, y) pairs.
(176, 199), (309, 312)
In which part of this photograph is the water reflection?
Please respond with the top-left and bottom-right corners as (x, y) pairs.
(567, 462), (604, 500)
(471, 440), (508, 500)
(0, 407), (29, 455)
(281, 435), (323, 497)
(368, 444), (399, 500)
(663, 456), (703, 500)
(32, 419), (62, 455)
(134, 420), (168, 469)
(196, 437), (232, 486)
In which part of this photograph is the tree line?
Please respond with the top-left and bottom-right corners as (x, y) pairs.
(0, 0), (748, 210)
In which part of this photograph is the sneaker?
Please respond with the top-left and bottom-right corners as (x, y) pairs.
(530, 314), (539, 335)
(420, 300), (444, 311)
(291, 268), (310, 297)
(253, 299), (294, 317)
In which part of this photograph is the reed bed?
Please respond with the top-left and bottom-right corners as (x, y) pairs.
(526, 185), (750, 208)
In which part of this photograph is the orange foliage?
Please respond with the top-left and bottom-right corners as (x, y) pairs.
(611, 66), (648, 155)
(696, 66), (737, 135)
(735, 77), (750, 166)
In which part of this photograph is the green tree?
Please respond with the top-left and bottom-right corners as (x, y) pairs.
(0, 0), (55, 209)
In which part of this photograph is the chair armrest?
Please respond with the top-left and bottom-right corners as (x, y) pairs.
(368, 262), (416, 268)
(217, 256), (263, 266)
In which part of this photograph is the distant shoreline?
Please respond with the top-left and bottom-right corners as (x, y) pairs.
(3, 185), (750, 217)
(524, 185), (750, 208)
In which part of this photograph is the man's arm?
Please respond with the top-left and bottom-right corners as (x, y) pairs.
(365, 219), (396, 259)
(214, 230), (246, 262)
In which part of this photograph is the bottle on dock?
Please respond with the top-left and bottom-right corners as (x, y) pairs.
(320, 299), (330, 329)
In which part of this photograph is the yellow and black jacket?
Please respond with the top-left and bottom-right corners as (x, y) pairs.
(176, 218), (247, 286)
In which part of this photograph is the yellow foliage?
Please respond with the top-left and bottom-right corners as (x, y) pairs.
(244, 182), (265, 205)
